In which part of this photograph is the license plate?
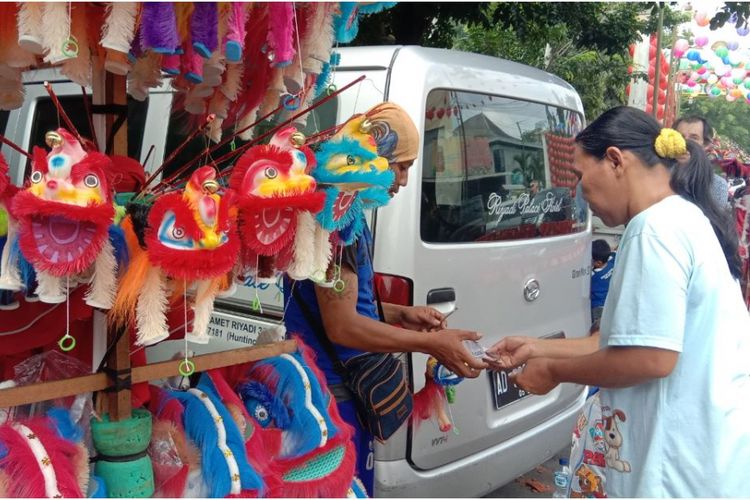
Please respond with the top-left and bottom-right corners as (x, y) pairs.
(490, 369), (530, 409)
(489, 331), (565, 410)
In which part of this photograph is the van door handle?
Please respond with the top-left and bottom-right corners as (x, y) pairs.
(426, 288), (456, 305)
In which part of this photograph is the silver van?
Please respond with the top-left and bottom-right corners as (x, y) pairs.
(1, 45), (590, 497)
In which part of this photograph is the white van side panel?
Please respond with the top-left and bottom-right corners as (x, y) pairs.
(371, 47), (589, 473)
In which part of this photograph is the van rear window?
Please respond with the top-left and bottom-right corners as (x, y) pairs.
(25, 96), (147, 178)
(420, 89), (587, 243)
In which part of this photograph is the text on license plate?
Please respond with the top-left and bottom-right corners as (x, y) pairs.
(489, 331), (565, 409)
(490, 369), (530, 409)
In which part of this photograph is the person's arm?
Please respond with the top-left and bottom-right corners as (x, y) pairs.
(381, 302), (446, 331)
(315, 265), (486, 377)
(485, 333), (600, 370)
(511, 345), (679, 395)
(381, 302), (406, 325)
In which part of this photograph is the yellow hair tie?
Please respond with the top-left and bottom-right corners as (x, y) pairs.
(654, 128), (687, 159)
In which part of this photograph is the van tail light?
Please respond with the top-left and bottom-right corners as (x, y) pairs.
(374, 273), (413, 307)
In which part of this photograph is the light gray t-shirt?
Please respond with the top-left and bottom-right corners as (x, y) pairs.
(599, 195), (750, 497)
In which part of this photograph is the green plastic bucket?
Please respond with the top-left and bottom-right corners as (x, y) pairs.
(91, 408), (152, 456)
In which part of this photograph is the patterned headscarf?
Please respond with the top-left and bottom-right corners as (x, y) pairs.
(366, 102), (420, 164)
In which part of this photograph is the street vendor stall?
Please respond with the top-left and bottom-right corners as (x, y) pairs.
(0, 2), (396, 497)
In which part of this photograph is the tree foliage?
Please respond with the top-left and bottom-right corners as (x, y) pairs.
(355, 2), (687, 120)
(451, 3), (651, 119)
(679, 95), (750, 149)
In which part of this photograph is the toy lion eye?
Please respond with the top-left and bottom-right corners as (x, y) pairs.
(264, 167), (278, 179)
(172, 227), (185, 239)
(83, 174), (99, 188)
(346, 155), (356, 165)
(30, 171), (43, 183)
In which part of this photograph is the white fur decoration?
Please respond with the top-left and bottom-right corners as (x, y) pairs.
(61, 51), (91, 87)
(207, 90), (229, 120)
(237, 107), (259, 141)
(100, 3), (138, 53)
(186, 279), (217, 344)
(11, 423), (63, 498)
(203, 51), (226, 87)
(36, 271), (66, 304)
(41, 2), (74, 64)
(0, 219), (21, 291)
(16, 3), (45, 55)
(127, 52), (162, 101)
(135, 267), (169, 346)
(84, 238), (117, 309)
(312, 225), (332, 280)
(60, 4), (92, 87)
(303, 3), (336, 75)
(0, 69), (25, 111)
(220, 63), (243, 102)
(287, 210), (317, 280)
(207, 116), (224, 144)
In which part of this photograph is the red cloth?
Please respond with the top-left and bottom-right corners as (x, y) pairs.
(0, 287), (93, 357)
(109, 155), (146, 193)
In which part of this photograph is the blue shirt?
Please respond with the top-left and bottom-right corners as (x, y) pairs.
(599, 195), (750, 497)
(590, 254), (615, 309)
(283, 220), (378, 385)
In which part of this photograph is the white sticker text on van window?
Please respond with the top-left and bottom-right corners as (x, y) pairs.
(487, 191), (565, 223)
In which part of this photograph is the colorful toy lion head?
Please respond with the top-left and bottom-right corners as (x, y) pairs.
(313, 114), (394, 245)
(145, 166), (239, 280)
(230, 127), (325, 280)
(12, 129), (114, 277)
(112, 166), (239, 346)
(232, 337), (356, 498)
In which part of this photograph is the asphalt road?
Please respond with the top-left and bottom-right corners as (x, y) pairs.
(485, 447), (570, 498)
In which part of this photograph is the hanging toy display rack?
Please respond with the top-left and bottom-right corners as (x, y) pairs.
(0, 2), (403, 497)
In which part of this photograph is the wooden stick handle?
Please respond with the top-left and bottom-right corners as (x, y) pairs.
(0, 340), (297, 408)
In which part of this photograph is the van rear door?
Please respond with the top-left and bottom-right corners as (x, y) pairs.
(377, 52), (591, 471)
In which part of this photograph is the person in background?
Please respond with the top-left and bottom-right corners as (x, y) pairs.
(590, 239), (615, 323)
(673, 115), (730, 209)
(284, 102), (486, 496)
(485, 106), (749, 497)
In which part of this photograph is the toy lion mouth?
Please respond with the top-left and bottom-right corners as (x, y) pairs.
(254, 207), (294, 245)
(31, 215), (97, 264)
(332, 192), (356, 222)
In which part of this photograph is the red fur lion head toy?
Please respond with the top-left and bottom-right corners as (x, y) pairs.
(229, 127), (325, 283)
(112, 166), (239, 346)
(11, 129), (118, 308)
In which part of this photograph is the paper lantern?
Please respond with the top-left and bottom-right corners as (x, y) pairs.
(695, 36), (709, 47)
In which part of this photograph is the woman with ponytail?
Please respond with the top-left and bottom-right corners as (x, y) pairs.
(485, 106), (749, 497)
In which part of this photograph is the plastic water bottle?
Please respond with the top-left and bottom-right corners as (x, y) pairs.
(552, 457), (570, 498)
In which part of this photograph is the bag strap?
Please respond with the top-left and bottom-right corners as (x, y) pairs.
(291, 285), (350, 383)
(362, 233), (386, 323)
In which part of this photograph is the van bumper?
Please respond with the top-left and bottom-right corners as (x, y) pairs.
(374, 389), (587, 498)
